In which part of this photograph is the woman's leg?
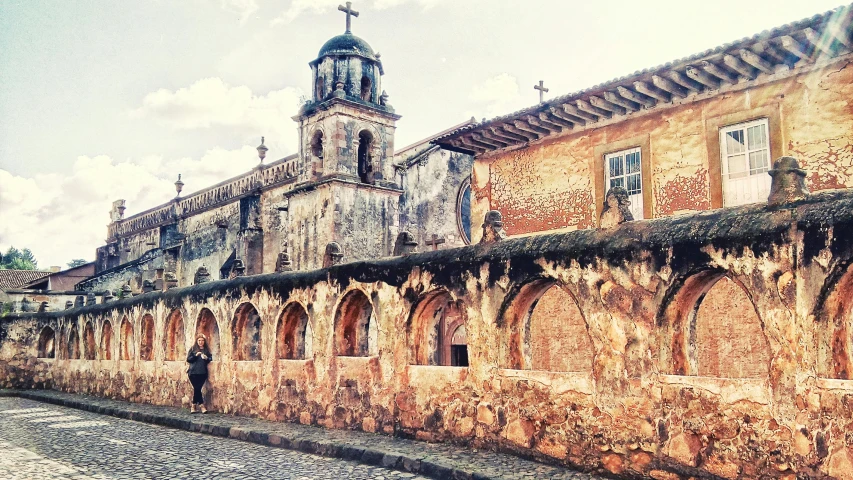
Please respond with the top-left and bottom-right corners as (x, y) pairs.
(189, 375), (206, 405)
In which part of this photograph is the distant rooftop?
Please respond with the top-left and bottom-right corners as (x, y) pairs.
(0, 269), (52, 290)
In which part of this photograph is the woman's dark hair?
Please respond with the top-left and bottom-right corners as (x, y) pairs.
(189, 335), (211, 355)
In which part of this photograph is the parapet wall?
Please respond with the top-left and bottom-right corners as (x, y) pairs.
(4, 190), (853, 479)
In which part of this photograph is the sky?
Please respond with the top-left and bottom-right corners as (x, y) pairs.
(0, 0), (847, 268)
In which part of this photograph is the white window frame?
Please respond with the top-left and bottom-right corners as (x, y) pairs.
(604, 147), (644, 220)
(720, 118), (771, 207)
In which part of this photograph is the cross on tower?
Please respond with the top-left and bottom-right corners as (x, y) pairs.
(425, 234), (446, 251)
(534, 80), (549, 104)
(338, 2), (359, 34)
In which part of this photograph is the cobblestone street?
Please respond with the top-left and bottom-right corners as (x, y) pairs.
(0, 397), (427, 480)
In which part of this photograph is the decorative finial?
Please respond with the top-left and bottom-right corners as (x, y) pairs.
(534, 80), (549, 104)
(257, 136), (268, 163)
(174, 174), (184, 197)
(338, 2), (359, 34)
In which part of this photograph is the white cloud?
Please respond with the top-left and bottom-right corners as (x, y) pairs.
(0, 146), (262, 269)
(467, 73), (526, 119)
(220, 0), (259, 25)
(129, 77), (303, 153)
(270, 0), (456, 25)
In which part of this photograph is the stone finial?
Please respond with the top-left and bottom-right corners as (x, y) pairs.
(120, 284), (132, 297)
(257, 137), (268, 163)
(599, 186), (634, 228)
(323, 242), (344, 268)
(110, 199), (127, 222)
(275, 251), (293, 272)
(194, 266), (211, 285)
(165, 272), (178, 289)
(65, 300), (74, 309)
(74, 295), (85, 308)
(379, 90), (389, 106)
(333, 82), (346, 98)
(174, 174), (184, 197)
(38, 302), (48, 313)
(393, 231), (418, 256)
(20, 298), (32, 313)
(768, 156), (809, 206)
(230, 259), (246, 278)
(480, 210), (508, 244)
(103, 291), (114, 303)
(142, 280), (154, 293)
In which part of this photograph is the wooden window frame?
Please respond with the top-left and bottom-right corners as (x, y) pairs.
(604, 146), (645, 220)
(704, 104), (783, 209)
(593, 134), (652, 221)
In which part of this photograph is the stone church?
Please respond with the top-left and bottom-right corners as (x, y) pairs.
(80, 7), (473, 294)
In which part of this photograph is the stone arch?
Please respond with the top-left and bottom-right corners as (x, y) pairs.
(164, 309), (186, 361)
(232, 302), (263, 361)
(360, 75), (372, 102)
(334, 289), (376, 357)
(310, 129), (324, 159)
(139, 313), (155, 361)
(500, 279), (594, 372)
(408, 290), (468, 366)
(119, 316), (134, 360)
(37, 326), (55, 359)
(68, 322), (80, 359)
(357, 129), (374, 184)
(813, 261), (853, 379)
(277, 302), (310, 360)
(661, 271), (771, 378)
(196, 308), (221, 358)
(100, 320), (113, 360)
(83, 321), (96, 360)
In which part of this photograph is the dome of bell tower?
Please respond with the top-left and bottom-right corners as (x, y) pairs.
(317, 33), (376, 61)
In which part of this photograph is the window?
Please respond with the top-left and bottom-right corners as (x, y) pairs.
(720, 118), (771, 207)
(360, 76), (372, 102)
(604, 147), (644, 220)
(456, 177), (471, 244)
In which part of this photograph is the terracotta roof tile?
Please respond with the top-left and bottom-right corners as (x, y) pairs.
(0, 269), (52, 290)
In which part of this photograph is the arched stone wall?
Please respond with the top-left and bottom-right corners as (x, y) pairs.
(139, 314), (155, 361)
(37, 326), (55, 359)
(334, 289), (374, 357)
(119, 316), (134, 360)
(83, 321), (96, 361)
(164, 309), (186, 361)
(232, 302), (263, 361)
(277, 302), (309, 360)
(100, 320), (113, 361)
(408, 290), (467, 366)
(196, 308), (220, 358)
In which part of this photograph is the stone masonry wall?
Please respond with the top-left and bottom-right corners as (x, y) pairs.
(5, 189), (853, 478)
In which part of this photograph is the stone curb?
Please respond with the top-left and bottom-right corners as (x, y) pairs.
(0, 389), (498, 480)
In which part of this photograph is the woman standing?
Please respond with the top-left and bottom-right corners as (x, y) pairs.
(186, 335), (213, 413)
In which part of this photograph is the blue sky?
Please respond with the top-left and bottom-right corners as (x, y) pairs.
(0, 0), (847, 267)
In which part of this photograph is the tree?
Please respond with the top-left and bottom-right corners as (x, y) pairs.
(0, 247), (39, 270)
(67, 259), (88, 268)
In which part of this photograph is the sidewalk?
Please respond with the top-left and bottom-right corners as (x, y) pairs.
(0, 389), (601, 480)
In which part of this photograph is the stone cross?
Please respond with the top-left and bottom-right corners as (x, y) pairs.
(534, 80), (549, 103)
(338, 2), (359, 34)
(425, 234), (446, 251)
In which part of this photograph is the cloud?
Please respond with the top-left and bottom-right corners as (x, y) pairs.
(220, 0), (259, 25)
(467, 73), (526, 119)
(0, 146), (263, 269)
(130, 77), (303, 152)
(270, 0), (455, 25)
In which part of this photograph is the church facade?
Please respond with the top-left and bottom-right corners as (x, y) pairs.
(80, 17), (473, 294)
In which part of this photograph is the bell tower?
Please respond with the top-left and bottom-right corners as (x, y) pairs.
(294, 2), (400, 188)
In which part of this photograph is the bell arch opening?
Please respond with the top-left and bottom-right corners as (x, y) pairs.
(408, 290), (469, 366)
(277, 302), (310, 360)
(334, 289), (375, 357)
(119, 316), (134, 360)
(357, 130), (374, 184)
(501, 279), (594, 372)
(196, 308), (220, 358)
(37, 326), (55, 359)
(232, 303), (263, 361)
(360, 75), (372, 102)
(311, 130), (324, 159)
(164, 309), (186, 361)
(100, 320), (113, 360)
(139, 314), (155, 361)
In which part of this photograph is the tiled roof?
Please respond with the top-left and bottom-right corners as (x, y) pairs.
(0, 269), (52, 290)
(433, 4), (853, 154)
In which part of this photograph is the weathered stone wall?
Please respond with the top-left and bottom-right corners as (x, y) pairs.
(470, 56), (853, 242)
(8, 189), (853, 479)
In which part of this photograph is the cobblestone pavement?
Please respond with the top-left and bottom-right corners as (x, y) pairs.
(0, 391), (603, 479)
(0, 397), (427, 480)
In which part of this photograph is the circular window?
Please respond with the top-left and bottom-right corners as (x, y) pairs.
(456, 177), (472, 245)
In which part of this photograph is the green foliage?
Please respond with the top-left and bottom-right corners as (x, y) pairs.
(0, 246), (38, 270)
(67, 259), (88, 268)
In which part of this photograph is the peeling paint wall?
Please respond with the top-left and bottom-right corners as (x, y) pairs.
(471, 57), (853, 242)
(6, 190), (853, 478)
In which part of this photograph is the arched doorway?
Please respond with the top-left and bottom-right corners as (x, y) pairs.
(408, 290), (468, 366)
(277, 302), (310, 360)
(37, 327), (55, 359)
(232, 303), (263, 361)
(335, 290), (375, 357)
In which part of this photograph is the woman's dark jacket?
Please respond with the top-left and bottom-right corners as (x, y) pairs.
(186, 348), (213, 375)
